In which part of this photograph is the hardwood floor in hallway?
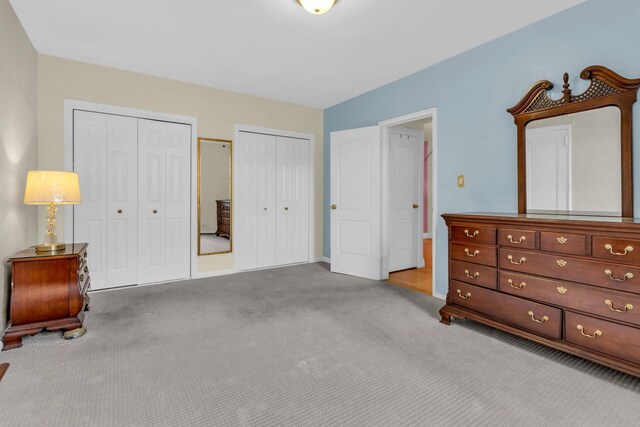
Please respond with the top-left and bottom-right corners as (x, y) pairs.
(386, 238), (432, 295)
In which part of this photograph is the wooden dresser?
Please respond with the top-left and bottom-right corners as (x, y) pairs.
(440, 213), (640, 377)
(1, 243), (90, 350)
(215, 199), (231, 238)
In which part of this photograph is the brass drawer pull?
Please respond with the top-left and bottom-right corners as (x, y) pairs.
(79, 274), (85, 282)
(527, 311), (549, 323)
(507, 234), (526, 244)
(604, 244), (634, 256)
(556, 260), (567, 267)
(604, 269), (634, 281)
(557, 236), (568, 244)
(556, 286), (568, 294)
(464, 270), (479, 279)
(507, 255), (526, 265)
(507, 279), (526, 289)
(464, 229), (479, 238)
(604, 299), (634, 313)
(456, 289), (471, 299)
(577, 324), (602, 339)
(84, 266), (89, 273)
(464, 248), (480, 257)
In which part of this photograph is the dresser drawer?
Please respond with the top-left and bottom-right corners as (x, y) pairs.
(498, 248), (640, 294)
(498, 228), (536, 249)
(566, 311), (640, 366)
(499, 271), (640, 326)
(450, 261), (497, 289)
(451, 225), (496, 245)
(592, 236), (640, 264)
(451, 243), (496, 267)
(450, 281), (562, 339)
(540, 232), (587, 255)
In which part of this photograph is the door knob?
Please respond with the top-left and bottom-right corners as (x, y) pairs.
(413, 204), (419, 209)
(264, 208), (267, 211)
(117, 209), (123, 214)
(331, 204), (337, 210)
(284, 207), (289, 211)
(153, 209), (158, 214)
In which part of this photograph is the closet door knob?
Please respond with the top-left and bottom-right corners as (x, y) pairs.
(264, 208), (267, 211)
(153, 209), (158, 214)
(117, 209), (123, 214)
(285, 207), (289, 211)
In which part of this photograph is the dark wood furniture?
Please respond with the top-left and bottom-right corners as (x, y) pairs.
(440, 213), (640, 377)
(215, 199), (231, 238)
(440, 66), (640, 378)
(0, 363), (8, 382)
(1, 243), (90, 351)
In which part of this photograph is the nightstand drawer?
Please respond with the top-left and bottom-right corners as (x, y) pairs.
(451, 243), (496, 267)
(450, 261), (497, 289)
(498, 228), (536, 249)
(451, 225), (496, 245)
(592, 236), (640, 264)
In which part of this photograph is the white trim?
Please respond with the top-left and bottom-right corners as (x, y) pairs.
(63, 99), (198, 281)
(433, 292), (446, 301)
(379, 108), (439, 296)
(232, 124), (316, 273)
(423, 233), (432, 239)
(191, 268), (236, 279)
(315, 256), (330, 263)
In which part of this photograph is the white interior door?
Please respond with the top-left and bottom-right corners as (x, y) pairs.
(105, 114), (138, 288)
(276, 136), (310, 265)
(330, 126), (382, 280)
(388, 127), (422, 272)
(236, 131), (277, 270)
(73, 111), (108, 288)
(526, 126), (571, 212)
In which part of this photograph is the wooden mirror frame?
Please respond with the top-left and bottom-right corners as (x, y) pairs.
(507, 65), (640, 217)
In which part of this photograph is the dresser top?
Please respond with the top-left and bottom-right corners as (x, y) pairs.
(8, 243), (88, 262)
(442, 212), (640, 230)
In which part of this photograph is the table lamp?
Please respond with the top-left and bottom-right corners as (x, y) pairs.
(24, 170), (82, 253)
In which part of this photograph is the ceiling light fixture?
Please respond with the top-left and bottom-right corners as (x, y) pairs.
(298, 0), (336, 15)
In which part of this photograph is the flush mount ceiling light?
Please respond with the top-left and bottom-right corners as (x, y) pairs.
(298, 0), (336, 15)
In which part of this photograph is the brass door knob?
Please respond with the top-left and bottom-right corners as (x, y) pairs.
(331, 204), (337, 210)
(413, 204), (419, 209)
(117, 209), (123, 214)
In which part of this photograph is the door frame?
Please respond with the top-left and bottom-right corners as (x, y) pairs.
(63, 99), (198, 280)
(232, 124), (316, 273)
(379, 108), (440, 298)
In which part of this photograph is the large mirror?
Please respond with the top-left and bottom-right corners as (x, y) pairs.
(508, 66), (640, 217)
(525, 107), (621, 216)
(198, 137), (232, 255)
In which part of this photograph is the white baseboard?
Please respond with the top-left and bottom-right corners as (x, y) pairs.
(191, 268), (236, 279)
(423, 233), (432, 239)
(433, 292), (446, 300)
(314, 256), (330, 263)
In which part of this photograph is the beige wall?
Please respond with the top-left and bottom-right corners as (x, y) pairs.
(0, 0), (38, 334)
(38, 55), (324, 273)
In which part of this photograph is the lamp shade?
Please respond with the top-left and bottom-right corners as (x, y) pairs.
(24, 170), (82, 205)
(299, 0), (336, 15)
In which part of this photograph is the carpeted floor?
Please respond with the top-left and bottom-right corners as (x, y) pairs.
(0, 262), (638, 426)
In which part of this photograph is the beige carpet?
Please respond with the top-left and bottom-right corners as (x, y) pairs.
(0, 263), (638, 426)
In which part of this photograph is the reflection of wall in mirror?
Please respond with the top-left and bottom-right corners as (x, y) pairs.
(201, 142), (231, 233)
(527, 107), (621, 214)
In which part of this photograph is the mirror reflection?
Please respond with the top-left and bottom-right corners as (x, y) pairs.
(526, 107), (621, 216)
(198, 138), (232, 255)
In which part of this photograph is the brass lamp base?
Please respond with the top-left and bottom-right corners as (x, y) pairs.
(34, 242), (66, 253)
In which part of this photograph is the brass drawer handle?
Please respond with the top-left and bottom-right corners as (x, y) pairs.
(79, 274), (85, 282)
(604, 299), (634, 313)
(464, 270), (479, 279)
(84, 266), (89, 273)
(556, 259), (567, 267)
(604, 244), (634, 256)
(507, 234), (526, 244)
(557, 236), (568, 244)
(507, 279), (526, 289)
(557, 286), (568, 294)
(456, 289), (471, 299)
(464, 229), (479, 238)
(527, 311), (549, 324)
(464, 248), (480, 257)
(507, 255), (526, 265)
(604, 269), (634, 281)
(577, 324), (602, 339)
(330, 204), (337, 210)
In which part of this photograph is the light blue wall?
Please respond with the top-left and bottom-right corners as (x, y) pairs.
(323, 0), (640, 296)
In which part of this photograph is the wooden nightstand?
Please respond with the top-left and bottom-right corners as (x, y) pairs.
(1, 243), (90, 350)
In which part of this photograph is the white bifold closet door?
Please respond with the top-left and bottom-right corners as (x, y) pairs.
(236, 131), (310, 271)
(73, 111), (190, 290)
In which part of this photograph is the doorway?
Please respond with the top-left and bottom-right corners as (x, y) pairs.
(381, 110), (436, 296)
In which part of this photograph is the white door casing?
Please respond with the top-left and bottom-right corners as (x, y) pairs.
(388, 127), (423, 272)
(330, 126), (382, 280)
(276, 136), (310, 265)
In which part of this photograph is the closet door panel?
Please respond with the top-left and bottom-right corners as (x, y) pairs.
(236, 132), (259, 270)
(106, 115), (138, 287)
(164, 123), (191, 281)
(276, 137), (310, 265)
(73, 111), (108, 289)
(138, 119), (167, 284)
(256, 134), (277, 268)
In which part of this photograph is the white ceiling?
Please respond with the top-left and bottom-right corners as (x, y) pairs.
(10, 0), (585, 108)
